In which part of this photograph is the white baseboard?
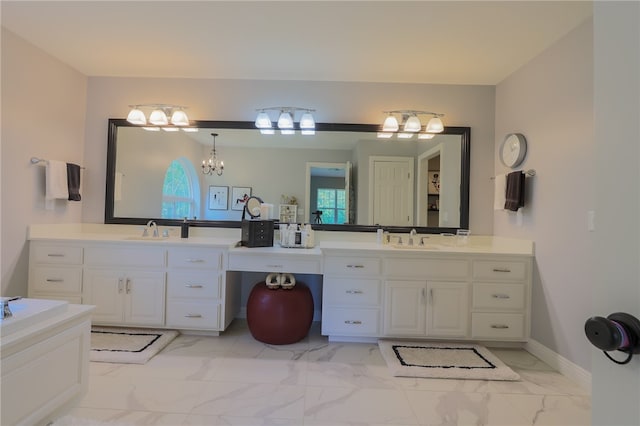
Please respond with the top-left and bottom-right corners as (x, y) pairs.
(525, 338), (591, 391)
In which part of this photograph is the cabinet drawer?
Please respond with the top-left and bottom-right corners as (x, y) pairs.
(472, 260), (527, 281)
(384, 258), (469, 280)
(166, 301), (220, 329)
(323, 278), (381, 306)
(321, 307), (380, 336)
(323, 257), (381, 276)
(85, 246), (165, 267)
(228, 254), (321, 274)
(167, 248), (223, 270)
(471, 313), (525, 340)
(31, 245), (83, 265)
(472, 283), (525, 310)
(167, 271), (221, 299)
(29, 267), (82, 294)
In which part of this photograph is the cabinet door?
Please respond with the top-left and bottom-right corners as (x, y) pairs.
(84, 269), (125, 324)
(383, 280), (426, 336)
(426, 281), (469, 337)
(124, 271), (166, 326)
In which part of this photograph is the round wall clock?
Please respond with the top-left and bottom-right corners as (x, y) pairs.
(500, 133), (527, 168)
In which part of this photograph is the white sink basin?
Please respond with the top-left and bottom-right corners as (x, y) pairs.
(392, 243), (444, 250)
(123, 236), (171, 241)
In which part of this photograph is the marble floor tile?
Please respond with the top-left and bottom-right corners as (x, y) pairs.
(66, 322), (591, 426)
(304, 386), (419, 425)
(306, 361), (398, 389)
(212, 357), (308, 385)
(190, 382), (307, 420)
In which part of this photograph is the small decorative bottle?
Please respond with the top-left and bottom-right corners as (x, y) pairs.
(181, 217), (189, 239)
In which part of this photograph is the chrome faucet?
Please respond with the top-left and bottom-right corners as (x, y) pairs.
(0, 296), (21, 319)
(409, 228), (417, 245)
(144, 220), (159, 238)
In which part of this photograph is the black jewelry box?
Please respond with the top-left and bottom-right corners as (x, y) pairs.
(241, 219), (274, 247)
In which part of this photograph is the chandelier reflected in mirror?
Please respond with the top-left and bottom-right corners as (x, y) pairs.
(202, 133), (224, 176)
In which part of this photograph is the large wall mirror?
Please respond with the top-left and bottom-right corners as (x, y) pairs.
(106, 119), (469, 233)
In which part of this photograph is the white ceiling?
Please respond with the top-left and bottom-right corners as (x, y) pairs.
(2, 1), (592, 85)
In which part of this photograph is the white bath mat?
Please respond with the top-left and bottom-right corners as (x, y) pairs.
(378, 340), (520, 381)
(90, 327), (178, 364)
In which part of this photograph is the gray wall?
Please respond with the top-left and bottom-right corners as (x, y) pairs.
(1, 29), (87, 296)
(495, 20), (594, 371)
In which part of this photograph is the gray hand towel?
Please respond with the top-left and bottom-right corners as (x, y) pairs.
(67, 163), (81, 201)
(504, 171), (524, 211)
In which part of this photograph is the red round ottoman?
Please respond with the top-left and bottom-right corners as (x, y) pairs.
(246, 281), (314, 344)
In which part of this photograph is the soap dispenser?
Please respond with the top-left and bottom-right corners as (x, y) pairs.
(181, 217), (190, 238)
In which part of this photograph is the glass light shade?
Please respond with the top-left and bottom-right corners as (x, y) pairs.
(426, 116), (444, 133)
(149, 109), (169, 125)
(403, 115), (422, 132)
(126, 108), (146, 125)
(377, 132), (393, 139)
(170, 110), (189, 126)
(255, 112), (272, 129)
(299, 112), (315, 130)
(418, 133), (435, 139)
(277, 111), (294, 129)
(382, 115), (399, 132)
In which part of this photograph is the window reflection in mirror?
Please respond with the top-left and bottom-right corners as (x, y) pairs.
(106, 120), (469, 232)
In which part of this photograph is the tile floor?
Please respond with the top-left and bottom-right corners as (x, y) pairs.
(64, 321), (591, 425)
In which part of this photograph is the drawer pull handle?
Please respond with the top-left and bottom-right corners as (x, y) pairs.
(118, 278), (124, 294)
(344, 320), (362, 325)
(126, 278), (131, 294)
(492, 268), (511, 273)
(46, 278), (64, 283)
(492, 294), (511, 299)
(186, 284), (204, 288)
(266, 264), (284, 268)
(185, 314), (202, 318)
(490, 324), (510, 329)
(186, 259), (205, 263)
(346, 264), (364, 269)
(47, 253), (65, 257)
(346, 290), (363, 294)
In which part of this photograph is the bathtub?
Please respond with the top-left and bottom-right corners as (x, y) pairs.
(1, 298), (94, 425)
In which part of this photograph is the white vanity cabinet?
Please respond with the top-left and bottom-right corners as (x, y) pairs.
(470, 258), (530, 340)
(28, 243), (83, 303)
(383, 280), (470, 338)
(321, 242), (532, 343)
(321, 254), (383, 338)
(83, 245), (166, 326)
(383, 256), (471, 339)
(166, 247), (239, 332)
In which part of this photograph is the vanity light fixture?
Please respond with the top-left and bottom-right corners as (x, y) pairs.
(255, 107), (316, 135)
(202, 133), (224, 176)
(126, 104), (191, 130)
(378, 110), (445, 139)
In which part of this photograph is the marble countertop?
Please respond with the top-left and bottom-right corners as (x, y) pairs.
(28, 224), (534, 256)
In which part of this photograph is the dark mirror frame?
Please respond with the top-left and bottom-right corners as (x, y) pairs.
(105, 119), (470, 234)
